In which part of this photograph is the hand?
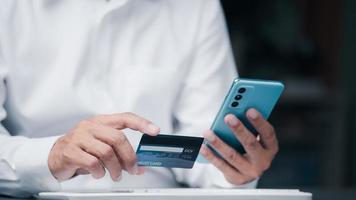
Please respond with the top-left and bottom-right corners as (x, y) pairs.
(48, 112), (160, 182)
(200, 108), (278, 185)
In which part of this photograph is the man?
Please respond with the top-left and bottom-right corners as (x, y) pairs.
(0, 0), (279, 197)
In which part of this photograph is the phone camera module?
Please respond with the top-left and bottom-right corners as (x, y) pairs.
(231, 101), (239, 108)
(238, 88), (246, 93)
(235, 95), (242, 100)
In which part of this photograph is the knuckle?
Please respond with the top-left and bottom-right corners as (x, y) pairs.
(57, 136), (71, 147)
(126, 153), (137, 164)
(120, 150), (136, 164)
(113, 133), (126, 146)
(210, 138), (220, 148)
(66, 131), (79, 140)
(104, 134), (118, 145)
(101, 147), (115, 160)
(89, 115), (107, 123)
(234, 123), (244, 134)
(87, 158), (100, 170)
(249, 169), (262, 180)
(205, 152), (214, 161)
(140, 119), (150, 127)
(260, 161), (272, 171)
(234, 177), (248, 185)
(272, 144), (279, 155)
(245, 136), (259, 150)
(255, 118), (264, 127)
(62, 149), (73, 162)
(93, 114), (110, 124)
(77, 120), (92, 128)
(122, 112), (134, 118)
(62, 145), (77, 161)
(226, 149), (237, 162)
(265, 126), (276, 140)
(125, 157), (137, 168)
(123, 112), (148, 126)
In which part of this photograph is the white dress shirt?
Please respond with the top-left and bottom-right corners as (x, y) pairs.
(0, 0), (257, 197)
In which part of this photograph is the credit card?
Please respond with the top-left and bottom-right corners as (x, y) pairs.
(136, 134), (204, 168)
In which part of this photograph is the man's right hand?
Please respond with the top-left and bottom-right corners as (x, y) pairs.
(48, 112), (160, 182)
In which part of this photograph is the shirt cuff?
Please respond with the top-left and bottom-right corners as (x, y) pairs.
(11, 136), (62, 194)
(174, 162), (259, 189)
(198, 163), (258, 188)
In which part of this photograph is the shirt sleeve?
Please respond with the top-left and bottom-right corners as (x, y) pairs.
(0, 42), (61, 198)
(171, 0), (258, 188)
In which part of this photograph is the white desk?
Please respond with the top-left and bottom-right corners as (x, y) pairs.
(38, 188), (312, 200)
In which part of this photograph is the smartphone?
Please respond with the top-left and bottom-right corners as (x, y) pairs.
(209, 78), (284, 154)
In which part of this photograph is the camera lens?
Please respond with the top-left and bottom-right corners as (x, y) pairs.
(235, 95), (242, 100)
(231, 101), (239, 107)
(238, 88), (246, 93)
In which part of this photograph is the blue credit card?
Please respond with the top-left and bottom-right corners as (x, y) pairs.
(136, 134), (204, 168)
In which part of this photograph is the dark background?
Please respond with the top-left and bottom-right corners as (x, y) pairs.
(221, 0), (356, 193)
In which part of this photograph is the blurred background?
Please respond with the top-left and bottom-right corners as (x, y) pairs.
(220, 0), (356, 197)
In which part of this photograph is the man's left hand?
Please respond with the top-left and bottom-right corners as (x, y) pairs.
(200, 108), (279, 185)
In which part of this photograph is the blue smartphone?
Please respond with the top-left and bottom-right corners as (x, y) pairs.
(209, 78), (284, 155)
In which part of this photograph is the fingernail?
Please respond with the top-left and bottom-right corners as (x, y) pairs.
(138, 166), (145, 174)
(132, 164), (139, 175)
(204, 131), (215, 142)
(227, 115), (239, 126)
(147, 123), (160, 134)
(116, 174), (122, 182)
(248, 109), (259, 120)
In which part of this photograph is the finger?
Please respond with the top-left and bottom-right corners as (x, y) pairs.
(203, 130), (251, 173)
(92, 112), (160, 136)
(200, 145), (249, 185)
(89, 123), (140, 175)
(79, 137), (122, 181)
(224, 114), (264, 158)
(72, 147), (106, 179)
(246, 108), (278, 154)
(76, 169), (90, 175)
